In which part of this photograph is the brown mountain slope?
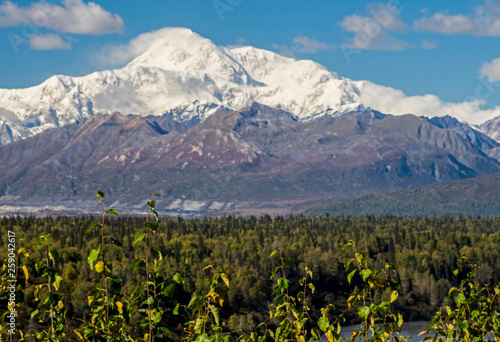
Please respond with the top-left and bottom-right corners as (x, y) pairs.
(0, 103), (499, 213)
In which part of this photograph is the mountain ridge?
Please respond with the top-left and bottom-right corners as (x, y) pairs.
(3, 27), (500, 147)
(2, 103), (500, 215)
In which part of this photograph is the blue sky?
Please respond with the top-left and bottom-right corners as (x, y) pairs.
(1, 0), (500, 113)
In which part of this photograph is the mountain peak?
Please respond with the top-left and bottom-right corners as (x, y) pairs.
(124, 27), (254, 85)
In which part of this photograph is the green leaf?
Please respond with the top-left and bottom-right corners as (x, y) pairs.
(86, 221), (100, 233)
(145, 221), (159, 232)
(133, 234), (145, 247)
(164, 284), (176, 298)
(173, 272), (185, 286)
(343, 240), (354, 249)
(458, 320), (469, 330)
(277, 277), (289, 291)
(87, 249), (99, 270)
(159, 327), (172, 334)
(97, 190), (105, 198)
(318, 317), (330, 332)
(130, 259), (146, 271)
(152, 311), (161, 324)
(270, 266), (279, 279)
(283, 257), (291, 266)
(143, 296), (154, 306)
(31, 309), (39, 319)
(152, 209), (159, 221)
(147, 200), (156, 208)
(209, 304), (220, 325)
(454, 293), (466, 306)
(360, 269), (372, 282)
(347, 269), (356, 285)
(194, 333), (209, 342)
(358, 306), (370, 319)
(106, 209), (119, 216)
(48, 249), (59, 264)
(173, 303), (179, 315)
(150, 247), (162, 261)
(370, 303), (382, 315)
(212, 332), (224, 342)
(188, 295), (204, 311)
(270, 250), (278, 257)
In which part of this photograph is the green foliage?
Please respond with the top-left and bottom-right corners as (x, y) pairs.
(79, 190), (132, 342)
(423, 257), (500, 341)
(261, 250), (331, 342)
(343, 240), (407, 342)
(184, 265), (230, 341)
(22, 234), (67, 342)
(2, 210), (500, 341)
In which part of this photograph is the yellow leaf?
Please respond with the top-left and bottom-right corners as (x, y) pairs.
(116, 301), (123, 314)
(347, 295), (356, 309)
(95, 261), (104, 273)
(390, 290), (398, 303)
(58, 301), (64, 310)
(325, 330), (334, 342)
(22, 265), (29, 285)
(220, 273), (230, 288)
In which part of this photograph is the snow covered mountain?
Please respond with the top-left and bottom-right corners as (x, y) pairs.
(1, 27), (499, 146)
(0, 28), (368, 145)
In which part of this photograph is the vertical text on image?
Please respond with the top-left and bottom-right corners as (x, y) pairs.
(6, 230), (17, 335)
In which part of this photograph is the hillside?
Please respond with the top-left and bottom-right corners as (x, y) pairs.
(2, 103), (500, 215)
(299, 172), (500, 217)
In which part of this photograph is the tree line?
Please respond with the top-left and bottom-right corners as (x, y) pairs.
(1, 209), (499, 341)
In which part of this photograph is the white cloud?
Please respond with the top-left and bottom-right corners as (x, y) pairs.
(481, 58), (500, 82)
(270, 43), (295, 58)
(0, 0), (123, 34)
(292, 36), (335, 53)
(225, 37), (246, 49)
(420, 39), (438, 49)
(339, 2), (409, 50)
(29, 33), (71, 50)
(358, 81), (500, 125)
(96, 27), (188, 68)
(413, 1), (500, 36)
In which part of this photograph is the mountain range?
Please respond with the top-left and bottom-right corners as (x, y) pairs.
(2, 102), (500, 215)
(2, 27), (500, 215)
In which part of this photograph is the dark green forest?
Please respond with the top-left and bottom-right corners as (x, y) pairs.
(1, 212), (500, 341)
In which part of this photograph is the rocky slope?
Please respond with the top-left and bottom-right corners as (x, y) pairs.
(1, 103), (499, 214)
